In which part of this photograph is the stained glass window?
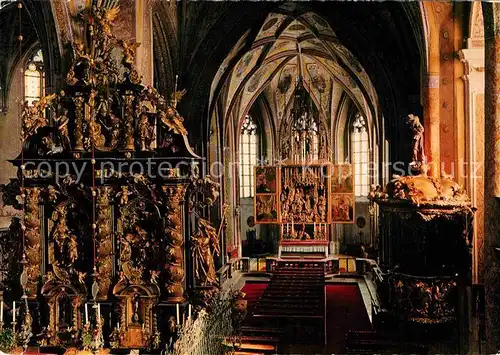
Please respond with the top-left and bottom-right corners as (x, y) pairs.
(239, 115), (259, 198)
(352, 113), (369, 196)
(24, 49), (44, 106)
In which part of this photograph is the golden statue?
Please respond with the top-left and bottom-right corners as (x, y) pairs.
(89, 120), (106, 148)
(54, 109), (70, 150)
(137, 111), (155, 151)
(191, 218), (220, 286)
(20, 95), (56, 139)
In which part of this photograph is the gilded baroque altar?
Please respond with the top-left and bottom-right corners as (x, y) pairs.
(0, 5), (222, 353)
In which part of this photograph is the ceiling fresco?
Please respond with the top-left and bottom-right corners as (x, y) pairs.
(216, 11), (380, 135)
(238, 58), (287, 120)
(254, 13), (287, 42)
(210, 29), (251, 105)
(225, 46), (264, 116)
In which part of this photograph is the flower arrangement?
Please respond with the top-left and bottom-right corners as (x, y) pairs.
(0, 328), (16, 353)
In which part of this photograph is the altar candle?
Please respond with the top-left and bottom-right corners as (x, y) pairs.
(117, 321), (120, 330)
(97, 303), (101, 320)
(85, 304), (89, 324)
(12, 302), (15, 324)
(176, 304), (180, 324)
(188, 304), (192, 319)
(1, 301), (3, 323)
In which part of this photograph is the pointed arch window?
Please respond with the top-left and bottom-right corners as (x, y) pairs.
(239, 115), (259, 198)
(351, 113), (369, 196)
(24, 49), (45, 106)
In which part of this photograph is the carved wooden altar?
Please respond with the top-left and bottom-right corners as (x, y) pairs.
(0, 5), (220, 352)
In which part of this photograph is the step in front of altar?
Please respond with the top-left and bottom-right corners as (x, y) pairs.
(279, 240), (329, 258)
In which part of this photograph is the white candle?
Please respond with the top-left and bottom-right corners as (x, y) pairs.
(12, 302), (15, 324)
(117, 322), (120, 330)
(188, 304), (192, 319)
(97, 304), (101, 321)
(85, 304), (89, 324)
(176, 304), (180, 324)
(1, 301), (3, 323)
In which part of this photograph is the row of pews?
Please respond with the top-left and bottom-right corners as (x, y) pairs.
(225, 262), (326, 354)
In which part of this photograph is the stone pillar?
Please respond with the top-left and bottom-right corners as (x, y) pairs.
(459, 48), (485, 284)
(482, 3), (500, 352)
(134, 0), (154, 87)
(423, 73), (440, 176)
(423, 3), (440, 177)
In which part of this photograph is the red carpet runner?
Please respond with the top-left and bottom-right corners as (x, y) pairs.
(326, 284), (372, 352)
(240, 282), (371, 353)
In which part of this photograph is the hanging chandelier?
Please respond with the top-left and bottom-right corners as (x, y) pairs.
(288, 42), (319, 163)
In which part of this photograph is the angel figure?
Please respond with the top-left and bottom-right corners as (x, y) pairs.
(159, 106), (187, 137)
(97, 6), (119, 38)
(119, 39), (140, 70)
(191, 218), (220, 286)
(21, 102), (46, 139)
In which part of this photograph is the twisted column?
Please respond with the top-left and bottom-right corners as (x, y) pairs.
(24, 187), (40, 299)
(162, 184), (187, 303)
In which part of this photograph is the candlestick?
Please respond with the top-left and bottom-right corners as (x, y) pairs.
(188, 304), (192, 319)
(85, 304), (89, 324)
(1, 301), (3, 323)
(176, 304), (180, 324)
(12, 301), (15, 324)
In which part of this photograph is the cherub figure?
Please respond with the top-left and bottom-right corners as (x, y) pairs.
(117, 186), (132, 206)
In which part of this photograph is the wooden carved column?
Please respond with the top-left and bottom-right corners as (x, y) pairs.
(24, 187), (41, 299)
(96, 186), (113, 299)
(162, 184), (187, 303)
(123, 94), (135, 150)
(483, 3), (500, 352)
(73, 96), (85, 151)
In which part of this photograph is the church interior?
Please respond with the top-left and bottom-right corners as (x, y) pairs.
(0, 1), (499, 354)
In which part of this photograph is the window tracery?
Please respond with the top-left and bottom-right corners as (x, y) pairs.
(239, 115), (259, 198)
(351, 113), (369, 196)
(24, 49), (45, 106)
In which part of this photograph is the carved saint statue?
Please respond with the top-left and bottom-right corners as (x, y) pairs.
(137, 111), (155, 151)
(191, 218), (220, 286)
(54, 108), (70, 150)
(407, 114), (426, 164)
